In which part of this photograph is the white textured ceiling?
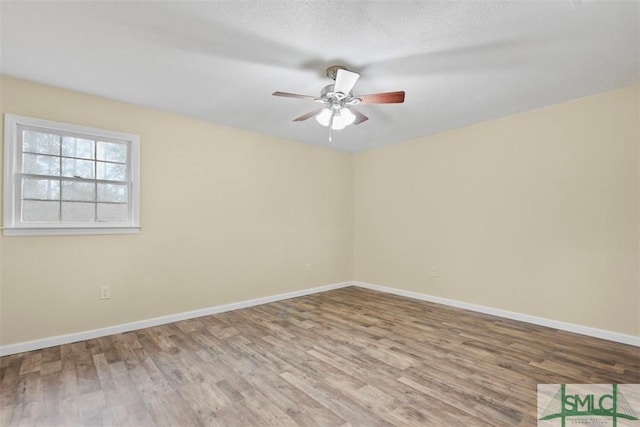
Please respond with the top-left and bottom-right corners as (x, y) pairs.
(1, 1), (638, 152)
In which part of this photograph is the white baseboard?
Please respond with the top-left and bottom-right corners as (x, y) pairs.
(0, 281), (352, 356)
(3, 280), (637, 356)
(353, 281), (640, 347)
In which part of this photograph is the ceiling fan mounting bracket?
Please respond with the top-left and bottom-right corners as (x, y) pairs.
(326, 65), (347, 81)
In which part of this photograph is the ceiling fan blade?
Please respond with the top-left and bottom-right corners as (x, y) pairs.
(334, 69), (360, 95)
(349, 107), (369, 125)
(293, 109), (323, 122)
(272, 91), (318, 101)
(357, 91), (405, 104)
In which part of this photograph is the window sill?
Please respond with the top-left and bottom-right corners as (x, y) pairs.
(2, 226), (141, 237)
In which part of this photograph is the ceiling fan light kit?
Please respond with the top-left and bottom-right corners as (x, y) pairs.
(273, 66), (405, 142)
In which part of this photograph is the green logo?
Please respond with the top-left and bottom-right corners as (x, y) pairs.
(539, 384), (639, 427)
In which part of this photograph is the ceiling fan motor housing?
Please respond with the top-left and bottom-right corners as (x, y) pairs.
(321, 84), (358, 106)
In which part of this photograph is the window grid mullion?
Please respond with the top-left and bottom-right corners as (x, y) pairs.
(22, 151), (126, 165)
(20, 173), (127, 185)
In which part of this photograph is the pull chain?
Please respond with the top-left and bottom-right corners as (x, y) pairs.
(328, 113), (333, 142)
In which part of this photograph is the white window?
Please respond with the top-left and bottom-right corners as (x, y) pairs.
(3, 114), (140, 236)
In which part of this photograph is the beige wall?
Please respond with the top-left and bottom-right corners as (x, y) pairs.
(354, 86), (639, 336)
(1, 77), (638, 347)
(0, 76), (353, 346)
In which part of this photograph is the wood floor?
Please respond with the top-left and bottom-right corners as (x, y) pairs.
(1, 286), (638, 426)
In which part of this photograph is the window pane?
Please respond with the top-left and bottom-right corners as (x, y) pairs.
(22, 178), (60, 200)
(62, 137), (94, 159)
(7, 115), (139, 233)
(62, 181), (95, 202)
(97, 141), (127, 163)
(62, 158), (95, 179)
(96, 162), (127, 181)
(23, 153), (60, 176)
(61, 202), (95, 222)
(22, 200), (60, 222)
(23, 130), (60, 155)
(97, 183), (127, 203)
(97, 203), (127, 222)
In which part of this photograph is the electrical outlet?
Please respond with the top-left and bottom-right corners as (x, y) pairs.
(431, 267), (437, 277)
(306, 263), (312, 272)
(100, 286), (111, 300)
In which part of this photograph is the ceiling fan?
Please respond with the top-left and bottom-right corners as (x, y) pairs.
(272, 65), (405, 141)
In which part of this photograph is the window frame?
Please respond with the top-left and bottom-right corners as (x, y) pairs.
(3, 114), (140, 236)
